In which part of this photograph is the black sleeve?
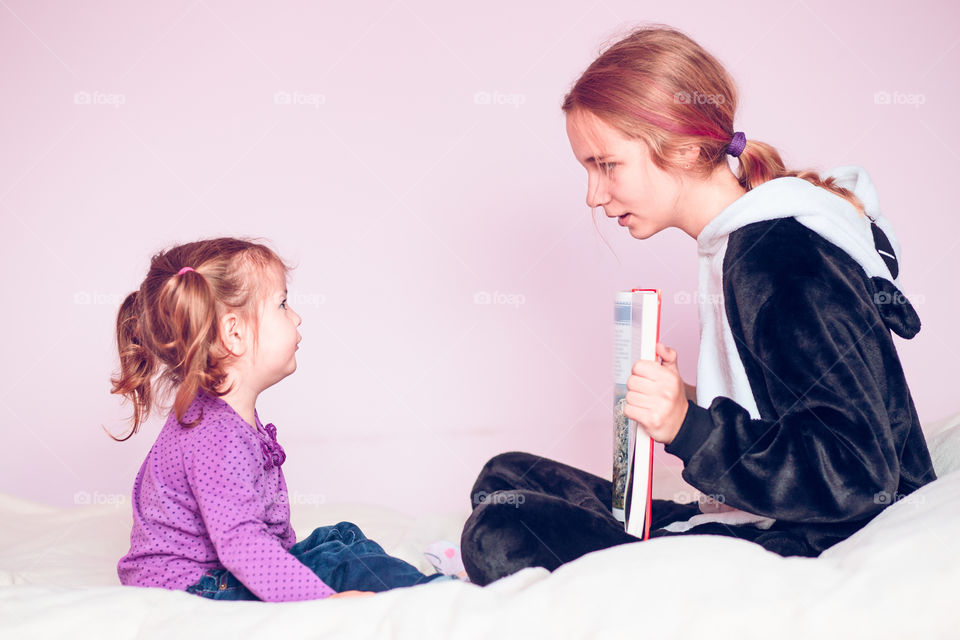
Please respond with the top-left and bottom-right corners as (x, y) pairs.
(665, 278), (901, 523)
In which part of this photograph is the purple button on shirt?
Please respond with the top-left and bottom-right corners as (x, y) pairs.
(117, 391), (335, 601)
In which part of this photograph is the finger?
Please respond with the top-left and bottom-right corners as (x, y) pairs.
(625, 374), (658, 393)
(625, 389), (656, 409)
(624, 404), (658, 434)
(623, 402), (645, 425)
(629, 364), (669, 389)
(631, 359), (660, 378)
(627, 389), (672, 418)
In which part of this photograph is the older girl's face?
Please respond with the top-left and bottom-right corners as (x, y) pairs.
(565, 109), (684, 240)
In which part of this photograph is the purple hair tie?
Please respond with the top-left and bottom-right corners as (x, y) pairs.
(727, 131), (746, 158)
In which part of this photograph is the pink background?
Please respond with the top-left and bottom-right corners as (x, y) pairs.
(2, 1), (957, 513)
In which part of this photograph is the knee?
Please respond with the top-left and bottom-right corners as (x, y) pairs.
(302, 521), (364, 547)
(461, 495), (531, 585)
(331, 521), (365, 543)
(471, 451), (538, 505)
(482, 451), (538, 474)
(464, 492), (528, 534)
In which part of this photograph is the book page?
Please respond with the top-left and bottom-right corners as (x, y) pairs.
(611, 293), (635, 522)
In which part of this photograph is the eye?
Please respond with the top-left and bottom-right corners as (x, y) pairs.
(598, 162), (617, 172)
(280, 298), (288, 310)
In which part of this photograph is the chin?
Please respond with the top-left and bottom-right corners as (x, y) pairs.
(628, 226), (658, 240)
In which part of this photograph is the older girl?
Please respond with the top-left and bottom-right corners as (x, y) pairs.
(460, 25), (936, 586)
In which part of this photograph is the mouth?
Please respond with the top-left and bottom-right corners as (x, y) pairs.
(616, 213), (632, 226)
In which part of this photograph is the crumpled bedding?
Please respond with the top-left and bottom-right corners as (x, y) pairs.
(2, 411), (958, 639)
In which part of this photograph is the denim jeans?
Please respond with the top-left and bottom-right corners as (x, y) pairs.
(185, 521), (447, 600)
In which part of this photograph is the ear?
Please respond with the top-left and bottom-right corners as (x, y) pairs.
(219, 312), (246, 357)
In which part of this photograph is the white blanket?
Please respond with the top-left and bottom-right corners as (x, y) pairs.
(3, 411), (960, 639)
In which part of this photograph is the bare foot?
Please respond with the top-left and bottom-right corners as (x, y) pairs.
(328, 590), (374, 599)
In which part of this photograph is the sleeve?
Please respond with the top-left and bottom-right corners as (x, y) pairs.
(182, 427), (336, 602)
(665, 278), (901, 523)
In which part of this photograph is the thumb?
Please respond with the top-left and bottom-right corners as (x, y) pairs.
(657, 342), (679, 369)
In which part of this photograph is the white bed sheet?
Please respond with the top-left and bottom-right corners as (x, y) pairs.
(2, 411), (959, 639)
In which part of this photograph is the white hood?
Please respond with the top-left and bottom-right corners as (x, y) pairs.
(697, 165), (902, 286)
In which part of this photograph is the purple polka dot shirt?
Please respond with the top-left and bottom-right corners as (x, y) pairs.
(117, 391), (335, 601)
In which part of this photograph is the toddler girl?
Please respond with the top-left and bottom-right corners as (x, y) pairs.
(112, 237), (448, 601)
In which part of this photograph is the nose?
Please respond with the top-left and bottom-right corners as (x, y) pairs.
(293, 310), (302, 326)
(585, 172), (610, 209)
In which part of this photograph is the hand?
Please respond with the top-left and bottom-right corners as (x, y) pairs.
(624, 342), (689, 445)
(328, 590), (374, 599)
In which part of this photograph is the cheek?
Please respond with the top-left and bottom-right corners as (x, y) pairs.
(613, 175), (644, 206)
(627, 171), (671, 211)
(614, 165), (646, 196)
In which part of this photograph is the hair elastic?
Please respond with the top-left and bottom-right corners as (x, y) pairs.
(727, 131), (747, 158)
(177, 267), (195, 275)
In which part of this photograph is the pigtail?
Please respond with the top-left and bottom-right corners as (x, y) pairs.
(735, 140), (866, 217)
(154, 268), (227, 427)
(109, 290), (156, 440)
(732, 139), (783, 192)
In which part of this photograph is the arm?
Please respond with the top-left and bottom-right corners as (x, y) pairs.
(183, 428), (336, 602)
(665, 279), (900, 523)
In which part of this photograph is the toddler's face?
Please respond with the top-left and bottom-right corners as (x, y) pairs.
(251, 268), (302, 390)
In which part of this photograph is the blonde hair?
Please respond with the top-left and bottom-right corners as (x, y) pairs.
(109, 237), (290, 440)
(562, 24), (865, 215)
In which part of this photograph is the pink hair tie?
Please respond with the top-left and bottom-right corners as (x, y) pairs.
(177, 267), (195, 275)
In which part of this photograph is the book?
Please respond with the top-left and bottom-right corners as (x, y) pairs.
(612, 289), (661, 540)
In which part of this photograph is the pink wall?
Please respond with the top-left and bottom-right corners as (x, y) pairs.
(1, 0), (957, 513)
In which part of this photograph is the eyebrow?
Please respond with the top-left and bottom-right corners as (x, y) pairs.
(583, 155), (609, 164)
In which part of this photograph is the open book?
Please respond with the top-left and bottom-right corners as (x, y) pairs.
(612, 289), (661, 540)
